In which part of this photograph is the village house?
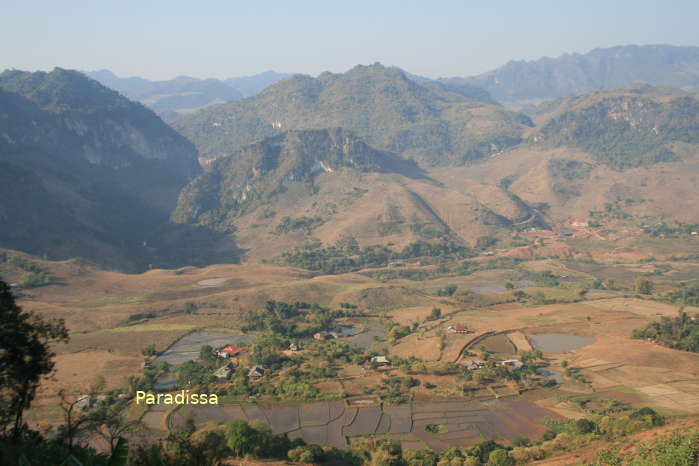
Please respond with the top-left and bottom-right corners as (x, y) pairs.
(371, 355), (391, 366)
(289, 342), (301, 352)
(217, 345), (245, 359)
(214, 362), (234, 380)
(568, 218), (588, 228)
(499, 359), (524, 369)
(447, 325), (471, 334)
(460, 359), (486, 370)
(247, 365), (265, 379)
(75, 394), (93, 412)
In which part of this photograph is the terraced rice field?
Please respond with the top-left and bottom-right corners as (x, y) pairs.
(169, 396), (562, 450)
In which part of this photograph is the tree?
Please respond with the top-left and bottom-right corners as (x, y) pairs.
(573, 418), (597, 434)
(199, 345), (216, 363)
(140, 343), (157, 356)
(91, 401), (141, 455)
(289, 445), (322, 463)
(437, 285), (458, 297)
(403, 448), (438, 466)
(336, 234), (360, 254)
(57, 390), (96, 454)
(635, 277), (654, 295)
(475, 235), (497, 249)
(426, 307), (442, 322)
(225, 419), (259, 457)
(0, 281), (69, 437)
(487, 448), (513, 466)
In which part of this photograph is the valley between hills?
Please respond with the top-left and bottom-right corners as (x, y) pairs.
(3, 46), (699, 465)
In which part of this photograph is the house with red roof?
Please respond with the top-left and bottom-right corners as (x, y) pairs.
(217, 345), (245, 358)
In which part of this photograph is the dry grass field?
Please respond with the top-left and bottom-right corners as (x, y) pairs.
(5, 244), (699, 445)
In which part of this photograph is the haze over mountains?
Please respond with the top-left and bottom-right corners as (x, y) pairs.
(84, 69), (290, 121)
(0, 68), (236, 270)
(86, 44), (699, 122)
(457, 44), (699, 111)
(2, 44), (699, 270)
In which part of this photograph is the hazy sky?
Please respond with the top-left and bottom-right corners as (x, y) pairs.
(3, 0), (699, 80)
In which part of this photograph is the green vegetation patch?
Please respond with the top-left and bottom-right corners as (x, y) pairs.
(632, 308), (699, 352)
(93, 295), (144, 305)
(424, 423), (449, 434)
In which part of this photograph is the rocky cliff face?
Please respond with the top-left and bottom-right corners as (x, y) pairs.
(172, 128), (425, 229)
(532, 88), (699, 169)
(0, 68), (201, 209)
(0, 68), (215, 270)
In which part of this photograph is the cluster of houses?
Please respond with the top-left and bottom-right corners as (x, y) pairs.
(447, 325), (472, 334)
(210, 340), (393, 381)
(213, 344), (269, 380)
(459, 358), (523, 371)
(212, 342), (306, 381)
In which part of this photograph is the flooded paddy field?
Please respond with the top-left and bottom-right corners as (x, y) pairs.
(344, 320), (387, 348)
(530, 333), (596, 353)
(154, 330), (250, 365)
(478, 334), (517, 356)
(171, 395), (562, 451)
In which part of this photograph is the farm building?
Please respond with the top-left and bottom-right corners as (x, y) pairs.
(447, 325), (472, 334)
(499, 359), (523, 369)
(218, 345), (245, 358)
(247, 365), (265, 379)
(371, 356), (391, 366)
(460, 359), (485, 370)
(214, 362), (234, 380)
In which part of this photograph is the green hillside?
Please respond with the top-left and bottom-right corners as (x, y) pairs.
(532, 87), (699, 169)
(172, 128), (426, 230)
(173, 63), (532, 165)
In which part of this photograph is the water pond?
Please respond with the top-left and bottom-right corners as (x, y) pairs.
(337, 326), (363, 337)
(197, 278), (227, 286)
(530, 333), (595, 353)
(536, 368), (564, 385)
(342, 321), (385, 348)
(472, 280), (535, 293)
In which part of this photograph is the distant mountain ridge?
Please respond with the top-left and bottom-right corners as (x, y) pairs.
(84, 69), (290, 121)
(173, 63), (531, 165)
(458, 44), (699, 110)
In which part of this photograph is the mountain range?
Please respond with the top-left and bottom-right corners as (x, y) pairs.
(85, 45), (699, 122)
(2, 44), (699, 269)
(171, 74), (699, 261)
(457, 44), (699, 111)
(172, 63), (532, 165)
(84, 69), (290, 121)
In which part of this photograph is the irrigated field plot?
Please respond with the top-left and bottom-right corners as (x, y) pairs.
(169, 397), (563, 450)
